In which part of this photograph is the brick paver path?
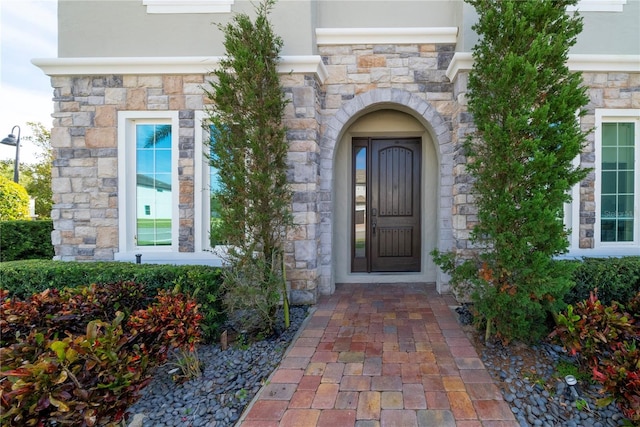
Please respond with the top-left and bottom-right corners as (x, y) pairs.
(239, 283), (518, 426)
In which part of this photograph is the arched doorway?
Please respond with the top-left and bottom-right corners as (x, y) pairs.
(334, 109), (438, 283)
(318, 89), (454, 295)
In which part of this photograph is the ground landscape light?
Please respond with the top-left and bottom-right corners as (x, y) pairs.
(565, 374), (579, 398)
(1, 125), (21, 183)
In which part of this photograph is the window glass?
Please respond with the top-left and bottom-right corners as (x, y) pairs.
(136, 124), (172, 246)
(354, 146), (367, 259)
(600, 122), (635, 243)
(208, 125), (223, 246)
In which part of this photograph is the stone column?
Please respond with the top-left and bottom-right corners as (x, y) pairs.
(449, 70), (476, 260)
(282, 74), (322, 304)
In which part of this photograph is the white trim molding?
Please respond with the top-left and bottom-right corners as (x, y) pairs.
(568, 0), (627, 12)
(445, 52), (473, 81)
(446, 52), (640, 80)
(567, 54), (640, 72)
(33, 55), (329, 84)
(316, 27), (458, 46)
(143, 0), (233, 14)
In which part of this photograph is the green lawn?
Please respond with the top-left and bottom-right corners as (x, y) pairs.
(137, 218), (171, 246)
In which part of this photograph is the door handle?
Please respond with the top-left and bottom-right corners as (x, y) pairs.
(372, 221), (376, 235)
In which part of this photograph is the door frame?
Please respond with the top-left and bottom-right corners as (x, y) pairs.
(351, 136), (422, 273)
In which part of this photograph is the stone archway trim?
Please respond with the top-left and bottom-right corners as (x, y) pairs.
(319, 88), (455, 295)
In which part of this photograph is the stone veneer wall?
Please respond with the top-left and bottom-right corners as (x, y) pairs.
(281, 73), (324, 304)
(440, 69), (640, 255)
(47, 64), (639, 303)
(448, 70), (477, 259)
(578, 71), (640, 249)
(315, 42), (460, 293)
(49, 72), (322, 304)
(50, 75), (208, 261)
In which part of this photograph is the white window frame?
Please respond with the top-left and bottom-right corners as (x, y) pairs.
(115, 111), (224, 265)
(594, 109), (640, 251)
(117, 111), (180, 257)
(194, 111), (212, 253)
(194, 111), (228, 260)
(565, 109), (640, 258)
(566, 154), (581, 252)
(143, 0), (233, 14)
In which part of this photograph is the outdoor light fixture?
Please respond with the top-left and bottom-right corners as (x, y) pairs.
(1, 125), (21, 183)
(565, 375), (579, 399)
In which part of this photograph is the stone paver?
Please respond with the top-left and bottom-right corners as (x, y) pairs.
(239, 283), (518, 426)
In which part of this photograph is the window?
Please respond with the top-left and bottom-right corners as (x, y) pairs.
(116, 111), (223, 265)
(352, 142), (367, 272)
(135, 124), (173, 246)
(595, 109), (639, 248)
(118, 112), (179, 254)
(600, 122), (635, 242)
(194, 111), (221, 252)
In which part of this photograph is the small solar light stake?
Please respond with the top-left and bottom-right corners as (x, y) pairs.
(565, 375), (579, 399)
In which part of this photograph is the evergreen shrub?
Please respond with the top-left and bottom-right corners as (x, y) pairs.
(433, 0), (590, 343)
(567, 257), (640, 307)
(205, 0), (292, 335)
(0, 220), (54, 262)
(0, 176), (29, 220)
(0, 260), (225, 342)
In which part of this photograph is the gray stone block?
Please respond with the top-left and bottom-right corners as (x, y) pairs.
(289, 289), (316, 305)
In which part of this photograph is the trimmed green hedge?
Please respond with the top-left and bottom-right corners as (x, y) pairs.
(0, 220), (54, 262)
(566, 257), (640, 307)
(0, 260), (225, 342)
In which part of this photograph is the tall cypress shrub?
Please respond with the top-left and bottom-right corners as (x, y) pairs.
(204, 0), (292, 335)
(435, 0), (590, 342)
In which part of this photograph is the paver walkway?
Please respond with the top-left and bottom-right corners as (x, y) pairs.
(239, 283), (518, 427)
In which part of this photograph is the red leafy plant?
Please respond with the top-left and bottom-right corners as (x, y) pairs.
(128, 289), (203, 361)
(0, 288), (62, 346)
(551, 291), (639, 422)
(1, 282), (150, 346)
(0, 284), (203, 426)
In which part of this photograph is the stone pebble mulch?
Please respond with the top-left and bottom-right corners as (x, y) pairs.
(458, 306), (632, 427)
(480, 341), (630, 427)
(126, 306), (309, 427)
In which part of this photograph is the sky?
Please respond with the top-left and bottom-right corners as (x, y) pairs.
(0, 0), (57, 165)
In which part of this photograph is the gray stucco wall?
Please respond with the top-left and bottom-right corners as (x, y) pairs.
(58, 0), (315, 57)
(452, 0), (640, 54)
(59, 0), (640, 58)
(574, 0), (640, 54)
(316, 1), (458, 28)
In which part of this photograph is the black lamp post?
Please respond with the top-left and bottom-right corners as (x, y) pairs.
(1, 125), (21, 183)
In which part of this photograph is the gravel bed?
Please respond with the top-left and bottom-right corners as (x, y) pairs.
(126, 306), (309, 427)
(456, 306), (631, 427)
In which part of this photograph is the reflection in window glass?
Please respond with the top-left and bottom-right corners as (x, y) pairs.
(601, 122), (635, 242)
(136, 124), (172, 246)
(208, 125), (223, 246)
(354, 147), (366, 258)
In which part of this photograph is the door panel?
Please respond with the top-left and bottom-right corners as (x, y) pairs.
(351, 137), (421, 273)
(371, 139), (421, 272)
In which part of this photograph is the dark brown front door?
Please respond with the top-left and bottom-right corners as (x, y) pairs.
(352, 137), (421, 273)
